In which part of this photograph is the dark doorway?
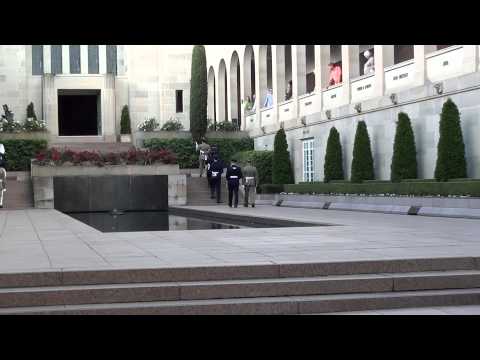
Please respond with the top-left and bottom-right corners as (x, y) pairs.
(58, 90), (101, 136)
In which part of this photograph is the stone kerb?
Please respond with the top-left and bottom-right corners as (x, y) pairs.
(31, 163), (186, 209)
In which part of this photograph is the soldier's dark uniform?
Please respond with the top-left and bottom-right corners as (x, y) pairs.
(226, 161), (243, 208)
(207, 156), (224, 203)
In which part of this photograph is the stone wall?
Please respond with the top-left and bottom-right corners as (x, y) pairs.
(254, 71), (480, 182)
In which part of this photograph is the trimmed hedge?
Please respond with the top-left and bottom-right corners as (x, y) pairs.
(351, 121), (374, 183)
(435, 98), (467, 181)
(144, 137), (253, 169)
(324, 126), (344, 182)
(283, 181), (480, 197)
(272, 128), (294, 184)
(259, 184), (285, 194)
(189, 45), (208, 142)
(391, 112), (417, 182)
(1, 139), (48, 171)
(232, 150), (273, 186)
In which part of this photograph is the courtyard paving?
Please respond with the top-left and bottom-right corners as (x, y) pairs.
(0, 205), (479, 274)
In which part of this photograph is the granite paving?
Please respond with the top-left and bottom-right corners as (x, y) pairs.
(0, 206), (479, 274)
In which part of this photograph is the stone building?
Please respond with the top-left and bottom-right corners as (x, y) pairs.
(204, 45), (480, 181)
(0, 45), (193, 142)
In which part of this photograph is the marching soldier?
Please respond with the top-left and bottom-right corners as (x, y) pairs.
(242, 159), (258, 207)
(226, 158), (243, 208)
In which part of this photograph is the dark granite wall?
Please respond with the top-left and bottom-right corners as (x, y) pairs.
(53, 175), (168, 212)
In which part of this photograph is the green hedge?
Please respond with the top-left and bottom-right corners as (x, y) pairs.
(259, 184), (285, 194)
(284, 181), (480, 197)
(232, 150), (273, 186)
(1, 139), (48, 171)
(143, 137), (254, 169)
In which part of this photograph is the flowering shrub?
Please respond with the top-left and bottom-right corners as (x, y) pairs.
(23, 118), (47, 132)
(137, 118), (159, 132)
(161, 117), (184, 131)
(33, 148), (177, 167)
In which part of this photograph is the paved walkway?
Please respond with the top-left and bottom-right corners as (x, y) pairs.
(0, 206), (479, 274)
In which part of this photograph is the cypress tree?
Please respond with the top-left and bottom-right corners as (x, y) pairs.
(272, 128), (294, 184)
(324, 127), (344, 182)
(390, 112), (417, 182)
(189, 45), (208, 143)
(350, 120), (374, 183)
(120, 105), (131, 134)
(26, 102), (37, 120)
(434, 98), (467, 181)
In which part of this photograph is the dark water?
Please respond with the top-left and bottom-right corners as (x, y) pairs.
(68, 211), (244, 232)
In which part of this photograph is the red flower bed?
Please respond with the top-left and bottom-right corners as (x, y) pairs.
(33, 147), (177, 167)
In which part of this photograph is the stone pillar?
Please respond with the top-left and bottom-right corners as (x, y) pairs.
(80, 45), (88, 74)
(295, 45), (307, 96)
(42, 74), (56, 135)
(62, 45), (70, 74)
(103, 74), (117, 142)
(291, 45), (301, 120)
(226, 59), (232, 122)
(272, 45), (281, 127)
(413, 45), (426, 87)
(239, 52), (246, 131)
(258, 46), (269, 113)
(340, 45), (357, 105)
(99, 45), (107, 74)
(461, 45), (478, 75)
(43, 45), (51, 74)
(254, 45), (262, 129)
(374, 45), (394, 97)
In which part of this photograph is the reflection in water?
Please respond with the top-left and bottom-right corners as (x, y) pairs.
(68, 211), (242, 233)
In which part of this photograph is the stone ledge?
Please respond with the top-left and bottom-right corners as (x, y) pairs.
(417, 207), (480, 219)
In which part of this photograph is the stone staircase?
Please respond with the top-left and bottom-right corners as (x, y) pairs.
(187, 175), (228, 206)
(3, 172), (33, 210)
(1, 257), (480, 314)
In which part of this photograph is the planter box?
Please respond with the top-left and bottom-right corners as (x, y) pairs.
(120, 134), (132, 143)
(0, 132), (50, 141)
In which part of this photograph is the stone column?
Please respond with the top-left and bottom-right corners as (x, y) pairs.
(42, 74), (56, 135)
(254, 45), (262, 130)
(373, 45), (394, 97)
(43, 45), (51, 74)
(62, 45), (70, 74)
(99, 45), (107, 74)
(239, 52), (246, 131)
(103, 74), (117, 142)
(272, 45), (281, 127)
(413, 45), (426, 87)
(291, 45), (301, 121)
(295, 45), (307, 96)
(314, 45), (330, 112)
(340, 45), (357, 105)
(461, 45), (478, 75)
(226, 58), (232, 122)
(80, 45), (88, 74)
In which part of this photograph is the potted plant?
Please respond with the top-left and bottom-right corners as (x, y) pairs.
(120, 105), (132, 143)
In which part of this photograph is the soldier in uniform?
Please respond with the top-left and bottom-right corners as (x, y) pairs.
(242, 159), (258, 207)
(196, 138), (211, 178)
(226, 159), (243, 208)
(207, 154), (224, 203)
(0, 144), (7, 208)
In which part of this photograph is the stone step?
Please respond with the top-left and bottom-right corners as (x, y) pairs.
(2, 179), (33, 209)
(0, 257), (478, 289)
(1, 270), (480, 309)
(2, 288), (480, 315)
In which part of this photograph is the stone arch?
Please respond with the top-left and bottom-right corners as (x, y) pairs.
(230, 51), (241, 128)
(218, 59), (227, 122)
(207, 66), (216, 125)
